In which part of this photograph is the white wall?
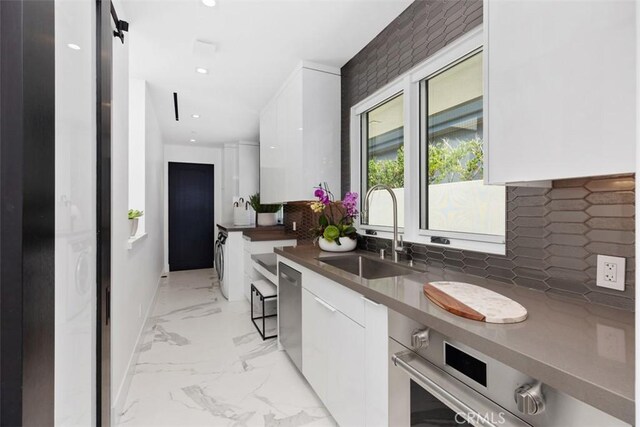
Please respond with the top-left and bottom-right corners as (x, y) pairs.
(111, 29), (165, 419)
(164, 144), (223, 272)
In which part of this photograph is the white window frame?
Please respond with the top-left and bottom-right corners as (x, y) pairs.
(350, 26), (506, 255)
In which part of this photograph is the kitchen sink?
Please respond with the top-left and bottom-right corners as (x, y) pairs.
(318, 255), (415, 280)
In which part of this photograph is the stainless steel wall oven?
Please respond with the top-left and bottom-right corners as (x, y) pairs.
(388, 310), (627, 427)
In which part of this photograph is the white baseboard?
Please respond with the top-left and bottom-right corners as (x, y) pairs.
(111, 271), (163, 424)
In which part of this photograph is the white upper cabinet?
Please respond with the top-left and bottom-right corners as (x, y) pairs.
(260, 62), (341, 203)
(485, 0), (636, 184)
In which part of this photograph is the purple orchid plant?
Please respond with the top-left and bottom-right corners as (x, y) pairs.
(310, 183), (359, 245)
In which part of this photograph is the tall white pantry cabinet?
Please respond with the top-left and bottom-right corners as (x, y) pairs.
(260, 62), (341, 203)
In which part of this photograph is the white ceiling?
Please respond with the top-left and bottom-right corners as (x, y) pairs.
(122, 0), (412, 146)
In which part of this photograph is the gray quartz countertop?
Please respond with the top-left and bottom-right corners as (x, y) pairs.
(274, 245), (635, 424)
(217, 223), (282, 232)
(251, 253), (277, 276)
(217, 224), (297, 242)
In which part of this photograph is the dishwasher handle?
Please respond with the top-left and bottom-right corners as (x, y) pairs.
(279, 271), (298, 284)
(392, 350), (530, 427)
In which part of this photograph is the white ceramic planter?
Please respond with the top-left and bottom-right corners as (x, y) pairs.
(257, 212), (278, 226)
(129, 218), (139, 237)
(318, 237), (357, 252)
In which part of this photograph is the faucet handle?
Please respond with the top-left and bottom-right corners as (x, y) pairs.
(395, 235), (406, 253)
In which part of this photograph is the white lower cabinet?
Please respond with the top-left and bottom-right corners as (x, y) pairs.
(295, 261), (388, 427)
(326, 305), (366, 427)
(301, 288), (330, 399)
(302, 288), (365, 426)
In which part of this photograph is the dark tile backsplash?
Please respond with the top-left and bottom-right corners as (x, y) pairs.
(282, 0), (636, 311)
(356, 176), (635, 311)
(284, 176), (636, 311)
(283, 202), (320, 243)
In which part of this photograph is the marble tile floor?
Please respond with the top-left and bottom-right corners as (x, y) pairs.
(117, 268), (335, 427)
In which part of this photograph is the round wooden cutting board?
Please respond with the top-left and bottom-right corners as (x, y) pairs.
(424, 281), (527, 324)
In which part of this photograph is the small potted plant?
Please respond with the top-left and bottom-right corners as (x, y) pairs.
(310, 183), (359, 252)
(249, 193), (282, 226)
(128, 209), (143, 237)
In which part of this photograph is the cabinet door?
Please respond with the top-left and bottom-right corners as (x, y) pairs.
(485, 0), (635, 183)
(301, 288), (329, 400)
(259, 101), (280, 203)
(276, 74), (303, 202)
(301, 68), (341, 200)
(238, 143), (259, 200)
(326, 309), (366, 427)
(364, 299), (389, 427)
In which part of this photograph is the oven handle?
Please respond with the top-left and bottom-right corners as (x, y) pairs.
(392, 350), (530, 427)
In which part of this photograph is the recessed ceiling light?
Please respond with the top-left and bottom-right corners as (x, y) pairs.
(191, 114), (200, 119)
(67, 43), (81, 50)
(202, 0), (216, 7)
(196, 67), (209, 74)
(269, 146), (276, 149)
(190, 139), (197, 143)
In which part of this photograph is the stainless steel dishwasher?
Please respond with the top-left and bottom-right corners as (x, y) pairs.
(279, 262), (302, 372)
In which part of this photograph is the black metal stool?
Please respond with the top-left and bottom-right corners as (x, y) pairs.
(251, 279), (277, 340)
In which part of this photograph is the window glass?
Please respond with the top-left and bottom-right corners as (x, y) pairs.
(362, 94), (404, 228)
(421, 52), (505, 236)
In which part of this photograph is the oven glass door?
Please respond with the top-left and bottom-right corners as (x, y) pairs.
(411, 380), (471, 426)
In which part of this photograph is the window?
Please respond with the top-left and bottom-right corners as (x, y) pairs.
(350, 27), (504, 253)
(361, 94), (405, 228)
(129, 78), (147, 237)
(420, 51), (505, 238)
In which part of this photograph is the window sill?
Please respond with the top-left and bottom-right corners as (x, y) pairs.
(127, 233), (147, 250)
(358, 231), (506, 256)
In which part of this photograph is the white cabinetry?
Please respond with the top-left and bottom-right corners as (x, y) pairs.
(223, 231), (245, 301)
(302, 289), (366, 427)
(260, 62), (341, 203)
(238, 142), (260, 199)
(364, 298), (389, 427)
(485, 0), (636, 184)
(221, 141), (260, 224)
(283, 258), (388, 427)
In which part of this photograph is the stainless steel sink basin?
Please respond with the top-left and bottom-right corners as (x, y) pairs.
(318, 255), (415, 279)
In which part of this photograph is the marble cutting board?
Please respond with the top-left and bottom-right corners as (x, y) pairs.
(424, 281), (528, 324)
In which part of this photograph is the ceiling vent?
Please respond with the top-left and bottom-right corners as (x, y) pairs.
(193, 39), (217, 59)
(173, 92), (179, 121)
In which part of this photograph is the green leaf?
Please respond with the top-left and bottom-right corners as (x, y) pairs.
(343, 226), (356, 235)
(128, 209), (143, 219)
(249, 192), (282, 213)
(323, 225), (340, 242)
(319, 214), (329, 228)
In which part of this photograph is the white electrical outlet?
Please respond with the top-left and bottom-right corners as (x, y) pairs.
(596, 255), (626, 291)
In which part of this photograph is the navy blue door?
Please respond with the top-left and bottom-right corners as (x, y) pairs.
(168, 162), (215, 271)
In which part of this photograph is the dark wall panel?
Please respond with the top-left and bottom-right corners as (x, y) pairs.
(0, 0), (56, 424)
(21, 0), (56, 423)
(0, 0), (26, 424)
